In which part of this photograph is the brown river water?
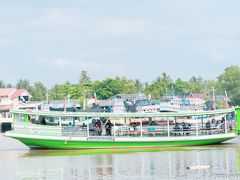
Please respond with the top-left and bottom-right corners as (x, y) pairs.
(1, 133), (240, 180)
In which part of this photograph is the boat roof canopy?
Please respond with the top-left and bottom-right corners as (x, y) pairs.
(10, 108), (235, 118)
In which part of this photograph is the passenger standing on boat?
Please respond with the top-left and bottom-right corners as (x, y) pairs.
(41, 117), (46, 125)
(105, 119), (113, 136)
(221, 117), (225, 132)
(28, 115), (31, 122)
(95, 120), (102, 136)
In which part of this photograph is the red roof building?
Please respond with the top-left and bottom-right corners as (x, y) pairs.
(0, 88), (33, 120)
(0, 88), (32, 105)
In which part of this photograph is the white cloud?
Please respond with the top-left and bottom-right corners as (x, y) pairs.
(34, 57), (126, 77)
(208, 51), (227, 62)
(25, 7), (148, 37)
(34, 57), (73, 69)
(103, 19), (148, 36)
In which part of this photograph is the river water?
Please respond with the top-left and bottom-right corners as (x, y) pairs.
(1, 134), (240, 180)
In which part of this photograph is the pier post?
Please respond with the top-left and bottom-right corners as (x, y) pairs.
(236, 108), (240, 134)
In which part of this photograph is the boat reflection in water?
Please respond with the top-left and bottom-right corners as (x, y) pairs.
(15, 139), (240, 179)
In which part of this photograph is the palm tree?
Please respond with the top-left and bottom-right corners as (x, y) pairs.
(0, 80), (6, 88)
(156, 73), (172, 83)
(79, 70), (91, 84)
(134, 79), (143, 93)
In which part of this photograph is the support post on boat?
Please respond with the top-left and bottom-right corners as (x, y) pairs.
(225, 114), (227, 134)
(140, 118), (143, 137)
(167, 118), (170, 137)
(87, 122), (89, 138)
(58, 117), (62, 128)
(195, 118), (198, 136)
(113, 121), (116, 137)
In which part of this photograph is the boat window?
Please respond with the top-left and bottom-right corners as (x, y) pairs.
(15, 114), (24, 122)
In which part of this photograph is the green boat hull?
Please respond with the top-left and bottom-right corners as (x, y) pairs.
(12, 136), (234, 149)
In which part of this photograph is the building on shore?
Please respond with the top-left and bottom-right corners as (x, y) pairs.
(0, 88), (35, 122)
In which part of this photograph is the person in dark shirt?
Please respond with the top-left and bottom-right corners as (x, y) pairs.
(105, 119), (113, 136)
(205, 120), (211, 130)
(41, 117), (46, 125)
(173, 122), (181, 136)
(173, 122), (181, 131)
(182, 122), (187, 131)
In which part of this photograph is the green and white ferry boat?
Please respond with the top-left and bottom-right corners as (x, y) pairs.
(4, 108), (240, 149)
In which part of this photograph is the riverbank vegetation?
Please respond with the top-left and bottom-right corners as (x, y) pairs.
(0, 65), (240, 105)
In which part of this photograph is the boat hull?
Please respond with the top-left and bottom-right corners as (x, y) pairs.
(4, 132), (236, 149)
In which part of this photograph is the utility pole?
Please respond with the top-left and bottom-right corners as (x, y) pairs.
(212, 87), (216, 110)
(46, 90), (49, 103)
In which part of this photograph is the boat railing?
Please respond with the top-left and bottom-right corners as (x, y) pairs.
(11, 122), (230, 138)
(112, 125), (227, 137)
(61, 126), (87, 137)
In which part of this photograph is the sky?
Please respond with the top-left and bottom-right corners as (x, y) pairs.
(0, 0), (240, 87)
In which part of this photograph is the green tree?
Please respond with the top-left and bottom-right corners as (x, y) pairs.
(31, 82), (48, 101)
(144, 82), (165, 99)
(204, 80), (217, 95)
(6, 84), (12, 88)
(16, 79), (31, 92)
(188, 76), (204, 93)
(122, 79), (137, 94)
(79, 70), (91, 84)
(156, 72), (172, 83)
(174, 78), (190, 95)
(50, 82), (81, 100)
(218, 65), (240, 105)
(134, 79), (143, 93)
(0, 80), (6, 88)
(92, 78), (123, 99)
